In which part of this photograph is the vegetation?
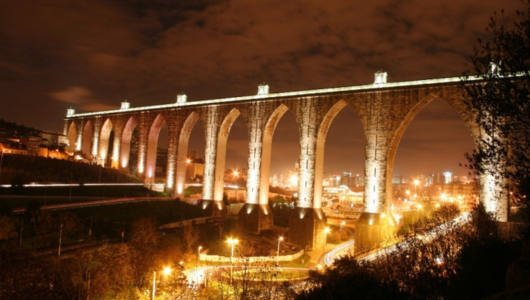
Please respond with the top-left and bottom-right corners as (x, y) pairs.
(298, 204), (522, 300)
(462, 2), (530, 227)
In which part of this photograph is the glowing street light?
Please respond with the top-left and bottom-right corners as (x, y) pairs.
(277, 236), (284, 266)
(152, 267), (172, 300)
(414, 179), (419, 199)
(227, 238), (238, 283)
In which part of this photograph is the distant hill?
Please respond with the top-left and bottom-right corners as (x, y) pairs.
(0, 154), (141, 185)
(0, 119), (41, 137)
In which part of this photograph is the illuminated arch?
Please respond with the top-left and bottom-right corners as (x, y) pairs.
(145, 114), (166, 183)
(314, 100), (350, 208)
(174, 112), (200, 196)
(66, 121), (77, 153)
(387, 93), (478, 210)
(82, 120), (94, 157)
(258, 104), (291, 204)
(98, 118), (113, 166)
(213, 108), (242, 201)
(120, 116), (137, 171)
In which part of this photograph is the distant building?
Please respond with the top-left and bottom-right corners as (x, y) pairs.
(20, 135), (42, 155)
(186, 151), (204, 181)
(0, 142), (28, 155)
(392, 175), (404, 184)
(443, 171), (453, 184)
(40, 131), (69, 148)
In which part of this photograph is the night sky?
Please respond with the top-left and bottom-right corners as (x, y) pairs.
(0, 0), (525, 178)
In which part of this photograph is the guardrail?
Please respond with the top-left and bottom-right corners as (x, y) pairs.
(199, 249), (305, 264)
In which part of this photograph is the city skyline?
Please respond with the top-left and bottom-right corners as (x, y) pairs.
(1, 0), (524, 178)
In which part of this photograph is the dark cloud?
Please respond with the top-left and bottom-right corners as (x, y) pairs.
(0, 0), (524, 177)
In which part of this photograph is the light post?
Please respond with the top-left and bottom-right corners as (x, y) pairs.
(414, 179), (419, 200)
(58, 223), (63, 257)
(227, 238), (238, 284)
(339, 221), (345, 241)
(277, 236), (284, 266)
(323, 227), (330, 251)
(152, 267), (171, 300)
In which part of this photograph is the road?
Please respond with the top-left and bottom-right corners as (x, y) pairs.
(321, 211), (472, 266)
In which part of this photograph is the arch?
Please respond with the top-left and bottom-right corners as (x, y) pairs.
(145, 114), (166, 183)
(175, 112), (201, 196)
(387, 93), (477, 208)
(213, 108), (242, 201)
(98, 118), (113, 166)
(66, 121), (77, 153)
(259, 104), (291, 204)
(82, 120), (94, 157)
(314, 100), (350, 208)
(120, 116), (137, 171)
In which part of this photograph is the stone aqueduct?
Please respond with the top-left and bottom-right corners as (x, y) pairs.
(63, 73), (506, 250)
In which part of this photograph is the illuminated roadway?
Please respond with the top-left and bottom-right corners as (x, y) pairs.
(322, 212), (472, 266)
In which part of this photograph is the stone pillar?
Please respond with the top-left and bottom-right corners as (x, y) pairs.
(111, 123), (123, 169)
(165, 115), (181, 194)
(201, 107), (225, 217)
(239, 102), (273, 233)
(137, 112), (149, 177)
(355, 92), (395, 252)
(479, 171), (508, 222)
(91, 116), (102, 160)
(289, 99), (327, 250)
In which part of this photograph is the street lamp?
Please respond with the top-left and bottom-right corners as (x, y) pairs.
(152, 267), (172, 300)
(277, 236), (284, 266)
(227, 238), (238, 283)
(323, 227), (330, 251)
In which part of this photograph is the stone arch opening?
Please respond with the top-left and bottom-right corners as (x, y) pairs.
(66, 121), (77, 153)
(120, 117), (138, 173)
(316, 100), (365, 211)
(174, 112), (202, 196)
(81, 120), (94, 158)
(389, 95), (476, 222)
(145, 114), (167, 186)
(224, 112), (248, 203)
(213, 108), (242, 201)
(259, 104), (291, 205)
(98, 118), (113, 167)
(268, 105), (299, 216)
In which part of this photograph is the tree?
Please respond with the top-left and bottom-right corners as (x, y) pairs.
(182, 223), (200, 254)
(462, 2), (530, 225)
